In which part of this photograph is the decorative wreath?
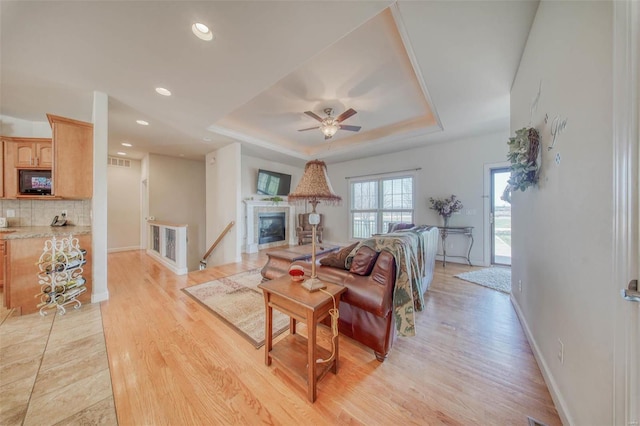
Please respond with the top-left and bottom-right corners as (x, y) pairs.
(506, 127), (540, 193)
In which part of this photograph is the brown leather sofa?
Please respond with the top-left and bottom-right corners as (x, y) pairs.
(291, 226), (438, 361)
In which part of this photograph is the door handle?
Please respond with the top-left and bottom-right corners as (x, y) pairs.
(621, 279), (640, 302)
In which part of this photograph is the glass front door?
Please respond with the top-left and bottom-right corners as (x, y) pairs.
(491, 168), (511, 266)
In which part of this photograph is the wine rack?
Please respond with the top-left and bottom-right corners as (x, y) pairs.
(36, 235), (87, 316)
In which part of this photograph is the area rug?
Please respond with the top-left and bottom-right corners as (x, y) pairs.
(455, 267), (511, 294)
(182, 269), (289, 349)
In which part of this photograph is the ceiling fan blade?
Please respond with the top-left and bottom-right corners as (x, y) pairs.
(339, 124), (361, 132)
(336, 108), (357, 122)
(304, 111), (324, 122)
(298, 126), (320, 131)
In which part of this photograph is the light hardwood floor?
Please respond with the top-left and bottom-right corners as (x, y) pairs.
(2, 249), (561, 425)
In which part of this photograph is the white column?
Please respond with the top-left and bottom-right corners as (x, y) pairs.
(91, 91), (109, 303)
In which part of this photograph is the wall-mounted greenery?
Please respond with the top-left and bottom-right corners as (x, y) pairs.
(507, 127), (540, 192)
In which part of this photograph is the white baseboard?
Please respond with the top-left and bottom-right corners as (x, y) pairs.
(91, 290), (110, 303)
(107, 246), (141, 253)
(435, 255), (486, 267)
(510, 295), (573, 426)
(145, 250), (188, 275)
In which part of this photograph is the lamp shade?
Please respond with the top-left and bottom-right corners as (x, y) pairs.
(288, 159), (342, 207)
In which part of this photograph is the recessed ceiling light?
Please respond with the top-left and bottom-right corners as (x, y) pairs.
(192, 22), (213, 41)
(121, 142), (133, 147)
(117, 152), (127, 156)
(155, 87), (171, 96)
(136, 120), (149, 126)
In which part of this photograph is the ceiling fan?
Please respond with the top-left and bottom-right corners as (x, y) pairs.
(298, 108), (361, 140)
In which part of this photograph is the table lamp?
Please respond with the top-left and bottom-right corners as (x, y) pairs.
(288, 159), (342, 292)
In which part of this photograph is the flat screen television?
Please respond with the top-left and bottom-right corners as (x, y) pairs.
(256, 169), (291, 196)
(19, 169), (52, 195)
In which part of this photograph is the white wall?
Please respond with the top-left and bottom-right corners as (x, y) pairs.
(0, 114), (51, 137)
(206, 143), (242, 266)
(509, 2), (613, 425)
(323, 130), (509, 264)
(107, 159), (141, 251)
(239, 154), (304, 251)
(148, 154), (206, 272)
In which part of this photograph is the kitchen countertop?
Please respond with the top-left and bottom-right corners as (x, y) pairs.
(0, 226), (92, 240)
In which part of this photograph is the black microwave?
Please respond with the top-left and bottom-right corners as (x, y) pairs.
(19, 169), (52, 195)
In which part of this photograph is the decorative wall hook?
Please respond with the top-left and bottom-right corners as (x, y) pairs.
(547, 115), (567, 151)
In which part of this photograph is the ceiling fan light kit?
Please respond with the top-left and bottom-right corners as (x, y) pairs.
(299, 107), (361, 140)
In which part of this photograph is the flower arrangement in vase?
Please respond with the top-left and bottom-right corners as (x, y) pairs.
(429, 195), (463, 227)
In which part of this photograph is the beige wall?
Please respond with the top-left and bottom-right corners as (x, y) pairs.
(510, 2), (613, 424)
(107, 159), (141, 251)
(322, 130), (509, 265)
(206, 143), (242, 266)
(240, 154), (304, 252)
(148, 154), (206, 272)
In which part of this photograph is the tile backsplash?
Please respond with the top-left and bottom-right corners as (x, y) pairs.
(0, 199), (91, 227)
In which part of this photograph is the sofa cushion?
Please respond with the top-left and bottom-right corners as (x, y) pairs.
(387, 222), (415, 233)
(319, 242), (357, 270)
(349, 246), (379, 276)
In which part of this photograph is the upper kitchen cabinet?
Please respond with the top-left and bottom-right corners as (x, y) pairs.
(47, 114), (93, 199)
(0, 140), (3, 198)
(13, 138), (52, 168)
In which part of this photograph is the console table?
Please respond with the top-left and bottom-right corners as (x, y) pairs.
(433, 226), (474, 267)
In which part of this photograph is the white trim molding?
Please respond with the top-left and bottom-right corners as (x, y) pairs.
(243, 200), (297, 253)
(511, 295), (573, 426)
(483, 161), (510, 267)
(612, 0), (639, 425)
(107, 246), (141, 253)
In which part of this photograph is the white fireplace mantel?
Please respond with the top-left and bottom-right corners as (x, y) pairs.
(244, 200), (297, 253)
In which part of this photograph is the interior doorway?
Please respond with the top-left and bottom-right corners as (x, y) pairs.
(491, 168), (511, 266)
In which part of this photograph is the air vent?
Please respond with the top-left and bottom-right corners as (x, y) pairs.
(108, 157), (131, 168)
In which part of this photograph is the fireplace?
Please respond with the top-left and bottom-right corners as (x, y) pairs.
(258, 212), (286, 244)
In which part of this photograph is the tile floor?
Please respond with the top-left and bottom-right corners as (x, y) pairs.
(0, 300), (116, 425)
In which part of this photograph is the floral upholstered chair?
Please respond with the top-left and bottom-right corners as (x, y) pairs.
(296, 213), (324, 245)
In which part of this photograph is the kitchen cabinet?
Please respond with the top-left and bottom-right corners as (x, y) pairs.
(2, 137), (52, 199)
(0, 140), (3, 198)
(3, 232), (92, 315)
(14, 139), (52, 168)
(0, 240), (5, 293)
(2, 140), (17, 199)
(47, 114), (93, 199)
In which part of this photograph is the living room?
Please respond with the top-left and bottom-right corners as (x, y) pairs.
(0, 1), (638, 425)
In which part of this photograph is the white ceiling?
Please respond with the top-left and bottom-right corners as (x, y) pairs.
(0, 1), (538, 166)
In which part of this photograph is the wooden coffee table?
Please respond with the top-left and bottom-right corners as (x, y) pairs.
(258, 275), (346, 402)
(260, 244), (340, 280)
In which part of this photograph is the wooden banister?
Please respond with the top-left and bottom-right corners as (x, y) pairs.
(199, 221), (235, 269)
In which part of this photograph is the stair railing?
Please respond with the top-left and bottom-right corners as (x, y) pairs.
(199, 221), (235, 270)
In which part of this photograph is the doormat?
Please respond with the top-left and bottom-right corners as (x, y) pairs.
(182, 269), (289, 348)
(455, 267), (511, 294)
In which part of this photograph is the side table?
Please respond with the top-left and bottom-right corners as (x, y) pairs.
(258, 275), (346, 402)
